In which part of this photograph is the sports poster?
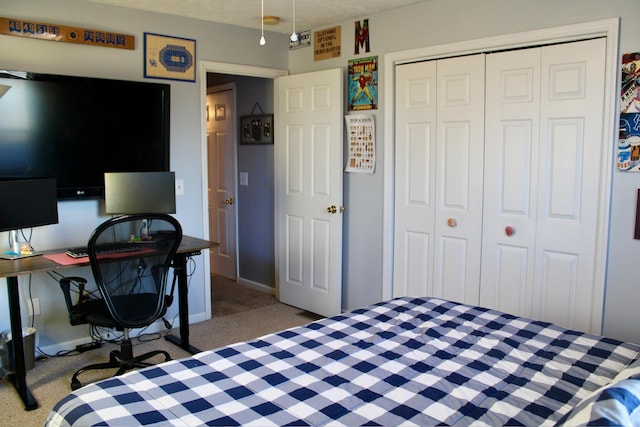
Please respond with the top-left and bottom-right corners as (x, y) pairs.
(144, 32), (196, 82)
(348, 56), (378, 111)
(618, 52), (640, 171)
(345, 114), (375, 173)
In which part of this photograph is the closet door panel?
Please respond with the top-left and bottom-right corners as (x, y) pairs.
(434, 55), (485, 305)
(481, 48), (541, 316)
(533, 38), (606, 333)
(393, 61), (437, 297)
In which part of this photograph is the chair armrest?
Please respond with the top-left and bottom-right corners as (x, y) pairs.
(59, 276), (89, 326)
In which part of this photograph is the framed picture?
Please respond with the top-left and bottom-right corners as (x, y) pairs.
(214, 104), (226, 121)
(144, 32), (196, 82)
(240, 114), (274, 144)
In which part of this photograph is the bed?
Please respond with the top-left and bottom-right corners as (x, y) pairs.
(45, 297), (640, 426)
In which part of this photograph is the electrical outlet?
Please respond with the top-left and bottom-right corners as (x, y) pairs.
(28, 298), (40, 316)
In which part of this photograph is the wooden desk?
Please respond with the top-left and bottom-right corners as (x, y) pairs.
(0, 235), (216, 411)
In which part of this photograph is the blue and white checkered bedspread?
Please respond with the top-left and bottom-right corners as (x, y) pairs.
(45, 297), (640, 426)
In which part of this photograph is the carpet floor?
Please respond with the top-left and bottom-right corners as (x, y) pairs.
(211, 274), (278, 317)
(0, 276), (316, 427)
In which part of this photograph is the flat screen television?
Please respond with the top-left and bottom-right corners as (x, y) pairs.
(0, 70), (170, 200)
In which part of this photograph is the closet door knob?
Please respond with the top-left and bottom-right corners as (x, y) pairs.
(447, 218), (457, 227)
(505, 226), (515, 236)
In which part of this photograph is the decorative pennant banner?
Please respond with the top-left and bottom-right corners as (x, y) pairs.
(0, 16), (134, 50)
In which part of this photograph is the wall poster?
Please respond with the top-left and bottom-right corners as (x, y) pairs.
(348, 56), (378, 111)
(618, 52), (640, 171)
(144, 32), (196, 82)
(345, 114), (375, 173)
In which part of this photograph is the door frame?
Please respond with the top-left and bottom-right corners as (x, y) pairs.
(381, 18), (620, 300)
(199, 61), (287, 319)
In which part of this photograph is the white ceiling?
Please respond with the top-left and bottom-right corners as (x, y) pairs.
(85, 0), (429, 34)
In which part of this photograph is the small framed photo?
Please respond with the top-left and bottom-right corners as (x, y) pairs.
(240, 114), (274, 144)
(144, 32), (196, 82)
(214, 104), (226, 121)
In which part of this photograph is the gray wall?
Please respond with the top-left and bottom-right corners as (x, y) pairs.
(288, 0), (640, 344)
(0, 0), (288, 352)
(2, 0), (640, 351)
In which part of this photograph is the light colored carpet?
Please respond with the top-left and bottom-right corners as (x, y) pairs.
(0, 279), (316, 427)
(211, 274), (278, 317)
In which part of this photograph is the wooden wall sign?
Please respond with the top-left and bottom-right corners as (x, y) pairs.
(314, 26), (341, 61)
(0, 16), (134, 50)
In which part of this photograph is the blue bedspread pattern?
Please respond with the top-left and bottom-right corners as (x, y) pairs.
(45, 297), (640, 426)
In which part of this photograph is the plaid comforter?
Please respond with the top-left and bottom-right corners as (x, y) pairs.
(46, 297), (640, 426)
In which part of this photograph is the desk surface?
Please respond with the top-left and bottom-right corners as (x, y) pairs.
(0, 235), (215, 279)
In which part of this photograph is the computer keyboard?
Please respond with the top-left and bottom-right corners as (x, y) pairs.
(65, 242), (143, 258)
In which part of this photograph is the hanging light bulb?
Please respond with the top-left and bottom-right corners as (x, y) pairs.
(290, 0), (298, 42)
(259, 0), (266, 45)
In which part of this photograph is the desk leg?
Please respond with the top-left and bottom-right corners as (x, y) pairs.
(6, 276), (38, 411)
(165, 253), (202, 354)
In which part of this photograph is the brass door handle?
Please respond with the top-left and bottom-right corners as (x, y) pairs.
(326, 205), (345, 214)
(224, 197), (233, 205)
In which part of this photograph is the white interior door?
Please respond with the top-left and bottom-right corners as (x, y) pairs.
(480, 47), (542, 317)
(276, 68), (343, 317)
(481, 38), (607, 334)
(393, 60), (437, 298)
(393, 55), (485, 306)
(533, 38), (606, 332)
(433, 55), (485, 305)
(394, 38), (606, 333)
(207, 87), (237, 280)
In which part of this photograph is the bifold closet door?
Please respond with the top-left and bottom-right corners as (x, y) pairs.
(480, 47), (542, 319)
(393, 60), (437, 298)
(393, 54), (485, 305)
(480, 38), (606, 334)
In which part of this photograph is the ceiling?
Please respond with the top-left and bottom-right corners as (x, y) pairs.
(85, 0), (429, 35)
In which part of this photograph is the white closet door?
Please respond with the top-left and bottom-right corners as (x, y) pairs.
(393, 55), (485, 305)
(482, 38), (606, 333)
(393, 61), (437, 297)
(433, 55), (485, 305)
(480, 48), (542, 318)
(533, 38), (606, 333)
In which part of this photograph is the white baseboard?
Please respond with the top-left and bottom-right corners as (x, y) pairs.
(236, 277), (275, 295)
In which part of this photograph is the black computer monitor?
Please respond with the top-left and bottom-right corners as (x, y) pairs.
(104, 172), (176, 215)
(0, 177), (59, 259)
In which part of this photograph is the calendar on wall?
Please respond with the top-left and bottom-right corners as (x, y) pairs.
(345, 114), (375, 174)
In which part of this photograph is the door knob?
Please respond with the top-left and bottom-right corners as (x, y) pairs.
(224, 197), (233, 205)
(447, 218), (457, 227)
(326, 205), (345, 214)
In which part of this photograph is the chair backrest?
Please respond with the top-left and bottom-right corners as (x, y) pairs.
(87, 214), (182, 329)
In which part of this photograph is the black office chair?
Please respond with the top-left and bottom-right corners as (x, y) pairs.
(59, 213), (183, 390)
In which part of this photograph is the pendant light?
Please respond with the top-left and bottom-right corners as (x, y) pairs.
(290, 0), (298, 42)
(259, 0), (266, 45)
